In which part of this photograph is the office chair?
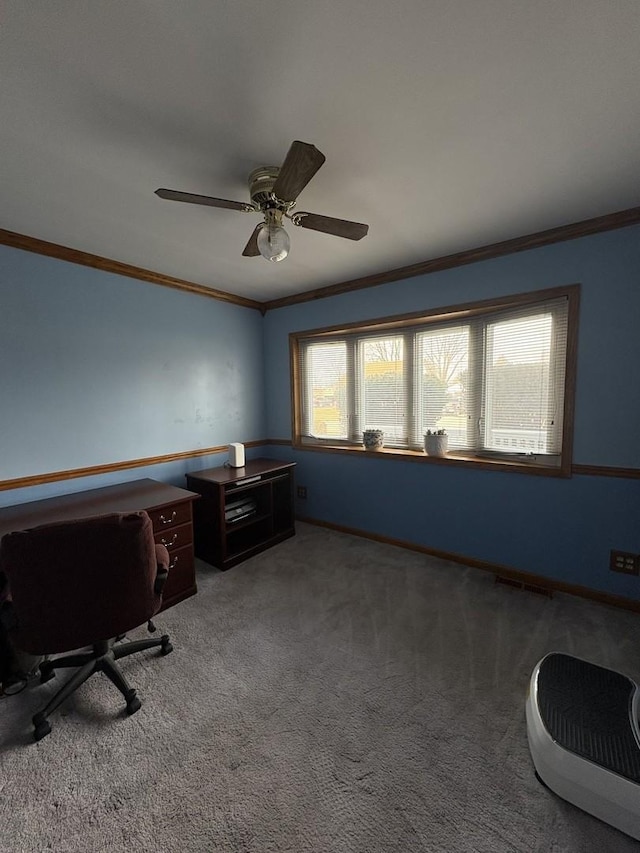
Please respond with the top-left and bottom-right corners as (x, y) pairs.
(0, 511), (172, 741)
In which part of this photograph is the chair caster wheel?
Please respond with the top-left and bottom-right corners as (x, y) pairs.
(39, 661), (55, 684)
(126, 690), (141, 715)
(160, 635), (173, 655)
(33, 714), (52, 741)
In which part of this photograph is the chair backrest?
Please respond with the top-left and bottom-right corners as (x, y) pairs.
(0, 511), (165, 654)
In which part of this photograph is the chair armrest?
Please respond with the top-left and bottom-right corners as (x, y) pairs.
(153, 544), (171, 595)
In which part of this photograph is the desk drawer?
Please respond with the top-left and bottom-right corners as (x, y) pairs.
(154, 522), (192, 552)
(161, 543), (195, 605)
(148, 501), (192, 531)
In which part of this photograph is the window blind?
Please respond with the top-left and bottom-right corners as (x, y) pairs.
(355, 335), (408, 444)
(301, 341), (349, 440)
(479, 300), (568, 456)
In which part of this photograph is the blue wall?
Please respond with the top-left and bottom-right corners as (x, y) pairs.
(0, 245), (265, 506)
(2, 227), (639, 600)
(263, 225), (640, 599)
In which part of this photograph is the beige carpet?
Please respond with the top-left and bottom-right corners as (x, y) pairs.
(1, 522), (639, 852)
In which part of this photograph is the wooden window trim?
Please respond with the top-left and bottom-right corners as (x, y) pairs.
(290, 284), (580, 478)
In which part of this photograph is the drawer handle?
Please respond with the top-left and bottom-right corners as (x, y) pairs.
(159, 511), (177, 526)
(169, 555), (180, 570)
(160, 533), (178, 547)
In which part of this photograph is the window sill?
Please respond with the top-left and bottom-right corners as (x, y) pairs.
(292, 440), (570, 478)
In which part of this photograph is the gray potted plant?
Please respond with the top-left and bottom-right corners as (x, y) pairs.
(424, 429), (448, 457)
(362, 429), (384, 450)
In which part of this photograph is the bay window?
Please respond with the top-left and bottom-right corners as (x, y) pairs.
(291, 285), (578, 475)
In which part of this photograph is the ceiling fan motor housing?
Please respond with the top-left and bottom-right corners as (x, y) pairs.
(248, 166), (282, 209)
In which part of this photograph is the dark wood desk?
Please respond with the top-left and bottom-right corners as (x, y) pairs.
(0, 479), (200, 611)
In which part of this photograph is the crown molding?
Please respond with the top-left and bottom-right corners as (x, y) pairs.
(0, 228), (263, 311)
(2, 205), (639, 313)
(262, 206), (640, 311)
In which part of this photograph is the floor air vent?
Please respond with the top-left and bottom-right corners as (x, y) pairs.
(495, 575), (552, 598)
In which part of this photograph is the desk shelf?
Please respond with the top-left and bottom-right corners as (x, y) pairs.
(185, 458), (296, 570)
(226, 511), (270, 533)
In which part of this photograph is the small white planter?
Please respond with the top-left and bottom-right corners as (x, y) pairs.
(424, 434), (448, 457)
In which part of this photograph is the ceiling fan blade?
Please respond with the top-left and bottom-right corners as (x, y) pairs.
(155, 188), (252, 212)
(293, 212), (369, 241)
(272, 141), (326, 202)
(242, 224), (262, 257)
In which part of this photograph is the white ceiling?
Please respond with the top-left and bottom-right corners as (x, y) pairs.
(2, 1), (640, 303)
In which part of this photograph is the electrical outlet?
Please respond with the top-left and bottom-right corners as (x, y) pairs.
(609, 550), (639, 575)
(297, 486), (307, 499)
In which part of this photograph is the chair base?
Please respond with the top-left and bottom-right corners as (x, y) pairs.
(32, 633), (172, 741)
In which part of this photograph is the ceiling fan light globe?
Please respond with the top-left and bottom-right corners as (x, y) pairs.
(257, 223), (290, 262)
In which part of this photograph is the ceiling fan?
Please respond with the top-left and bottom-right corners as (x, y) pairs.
(155, 141), (369, 263)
